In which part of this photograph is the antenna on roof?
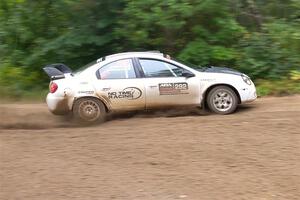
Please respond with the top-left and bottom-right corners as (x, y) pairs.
(97, 57), (105, 63)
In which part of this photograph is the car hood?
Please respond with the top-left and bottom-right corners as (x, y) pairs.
(196, 66), (242, 76)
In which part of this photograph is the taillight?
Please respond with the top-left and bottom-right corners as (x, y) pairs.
(50, 82), (58, 93)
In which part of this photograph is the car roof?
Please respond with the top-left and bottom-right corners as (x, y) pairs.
(98, 51), (165, 62)
(79, 50), (199, 76)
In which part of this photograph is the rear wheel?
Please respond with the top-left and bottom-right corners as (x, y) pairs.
(73, 97), (106, 123)
(206, 86), (238, 114)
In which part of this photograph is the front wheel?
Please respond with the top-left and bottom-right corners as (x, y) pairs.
(206, 86), (238, 114)
(73, 97), (106, 124)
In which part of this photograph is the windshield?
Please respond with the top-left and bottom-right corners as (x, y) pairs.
(171, 58), (210, 72)
(171, 58), (201, 69)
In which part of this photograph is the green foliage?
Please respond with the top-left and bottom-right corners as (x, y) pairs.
(237, 20), (300, 79)
(0, 64), (42, 99)
(0, 0), (300, 99)
(117, 0), (245, 67)
(290, 70), (300, 81)
(256, 79), (300, 96)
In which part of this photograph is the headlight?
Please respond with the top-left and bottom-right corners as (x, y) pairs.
(241, 74), (252, 85)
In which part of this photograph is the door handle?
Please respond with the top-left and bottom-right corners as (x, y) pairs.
(149, 85), (158, 88)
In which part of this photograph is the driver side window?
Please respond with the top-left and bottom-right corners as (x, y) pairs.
(139, 59), (185, 78)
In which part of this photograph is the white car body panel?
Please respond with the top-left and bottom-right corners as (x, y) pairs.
(94, 78), (146, 110)
(45, 52), (257, 115)
(143, 76), (200, 108)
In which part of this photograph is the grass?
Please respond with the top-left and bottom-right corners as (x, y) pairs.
(0, 87), (48, 103)
(255, 79), (300, 96)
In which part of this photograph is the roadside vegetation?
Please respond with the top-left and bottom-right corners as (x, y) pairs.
(0, 0), (299, 100)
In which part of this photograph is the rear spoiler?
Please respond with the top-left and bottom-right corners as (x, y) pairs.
(43, 63), (72, 80)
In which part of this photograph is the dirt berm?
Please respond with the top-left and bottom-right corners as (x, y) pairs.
(0, 95), (299, 200)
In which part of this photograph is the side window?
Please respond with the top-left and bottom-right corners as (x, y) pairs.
(99, 59), (136, 79)
(139, 59), (184, 78)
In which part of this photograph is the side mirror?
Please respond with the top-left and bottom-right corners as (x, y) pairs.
(182, 71), (195, 78)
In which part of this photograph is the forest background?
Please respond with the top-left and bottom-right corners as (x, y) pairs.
(0, 0), (299, 100)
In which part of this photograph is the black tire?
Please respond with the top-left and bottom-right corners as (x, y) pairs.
(206, 86), (238, 115)
(73, 97), (106, 124)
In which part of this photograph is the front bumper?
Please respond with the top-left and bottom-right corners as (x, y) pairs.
(239, 84), (257, 103)
(46, 93), (71, 115)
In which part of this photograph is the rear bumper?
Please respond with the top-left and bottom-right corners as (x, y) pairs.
(46, 93), (71, 115)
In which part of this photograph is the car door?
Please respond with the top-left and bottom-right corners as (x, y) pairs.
(94, 58), (145, 111)
(137, 58), (201, 108)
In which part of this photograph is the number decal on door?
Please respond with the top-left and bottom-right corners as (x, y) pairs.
(174, 83), (188, 90)
(159, 82), (188, 95)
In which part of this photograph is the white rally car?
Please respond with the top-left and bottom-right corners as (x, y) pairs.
(43, 51), (256, 123)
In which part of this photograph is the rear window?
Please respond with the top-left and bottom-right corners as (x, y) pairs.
(98, 59), (136, 79)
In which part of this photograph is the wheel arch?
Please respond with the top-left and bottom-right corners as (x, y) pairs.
(202, 84), (241, 107)
(72, 96), (109, 112)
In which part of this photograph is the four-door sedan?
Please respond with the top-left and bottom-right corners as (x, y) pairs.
(43, 51), (257, 123)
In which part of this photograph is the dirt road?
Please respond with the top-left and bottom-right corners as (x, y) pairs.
(0, 96), (299, 200)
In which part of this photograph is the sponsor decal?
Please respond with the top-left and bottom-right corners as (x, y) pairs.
(108, 87), (142, 100)
(159, 82), (189, 95)
(79, 82), (89, 85)
(200, 79), (215, 82)
(78, 91), (94, 94)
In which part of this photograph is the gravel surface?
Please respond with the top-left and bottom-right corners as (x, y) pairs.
(0, 95), (299, 200)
